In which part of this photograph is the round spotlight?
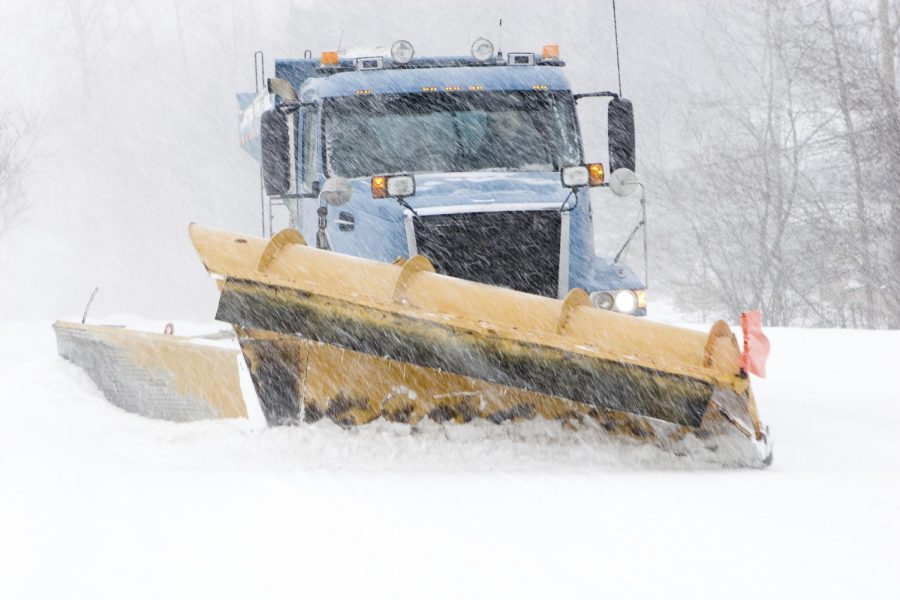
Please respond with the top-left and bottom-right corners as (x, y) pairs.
(471, 38), (495, 62)
(613, 290), (637, 314)
(391, 40), (415, 64)
(590, 291), (614, 311)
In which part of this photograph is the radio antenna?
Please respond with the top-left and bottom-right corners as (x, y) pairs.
(497, 18), (503, 58)
(612, 0), (623, 96)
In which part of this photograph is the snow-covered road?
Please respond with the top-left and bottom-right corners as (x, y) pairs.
(1, 322), (898, 599)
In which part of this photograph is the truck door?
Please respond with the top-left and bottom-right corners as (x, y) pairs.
(296, 105), (319, 239)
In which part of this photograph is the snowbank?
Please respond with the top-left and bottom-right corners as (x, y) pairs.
(0, 321), (897, 599)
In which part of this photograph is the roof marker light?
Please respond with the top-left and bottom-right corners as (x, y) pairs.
(421, 86), (438, 92)
(533, 84), (549, 91)
(468, 85), (484, 91)
(355, 89), (372, 95)
(444, 86), (461, 92)
(508, 52), (534, 66)
(391, 40), (415, 64)
(471, 38), (494, 62)
(542, 44), (560, 60)
(355, 56), (383, 70)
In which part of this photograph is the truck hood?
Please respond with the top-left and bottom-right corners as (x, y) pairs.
(349, 171), (571, 211)
(338, 170), (646, 296)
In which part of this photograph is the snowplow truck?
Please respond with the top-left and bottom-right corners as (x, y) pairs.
(53, 41), (772, 467)
(240, 44), (647, 313)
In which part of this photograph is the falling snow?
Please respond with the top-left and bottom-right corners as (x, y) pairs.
(1, 1), (899, 598)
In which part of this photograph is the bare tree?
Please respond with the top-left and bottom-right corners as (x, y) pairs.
(876, 0), (900, 325)
(0, 114), (30, 241)
(823, 0), (876, 315)
(60, 0), (129, 99)
(650, 0), (900, 328)
(651, 0), (823, 326)
(813, 0), (900, 326)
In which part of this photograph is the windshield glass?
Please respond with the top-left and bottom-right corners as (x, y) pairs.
(324, 91), (580, 178)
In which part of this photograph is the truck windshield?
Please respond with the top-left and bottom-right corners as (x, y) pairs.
(324, 91), (580, 178)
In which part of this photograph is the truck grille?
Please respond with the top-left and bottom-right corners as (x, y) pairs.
(412, 210), (561, 298)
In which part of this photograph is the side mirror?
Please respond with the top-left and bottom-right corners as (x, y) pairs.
(608, 97), (636, 173)
(267, 78), (299, 103)
(260, 110), (291, 196)
(319, 177), (352, 206)
(267, 78), (301, 113)
(608, 168), (639, 196)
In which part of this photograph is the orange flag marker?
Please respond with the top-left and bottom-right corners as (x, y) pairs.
(740, 310), (770, 378)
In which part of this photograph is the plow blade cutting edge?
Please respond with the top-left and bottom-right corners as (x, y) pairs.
(189, 225), (772, 467)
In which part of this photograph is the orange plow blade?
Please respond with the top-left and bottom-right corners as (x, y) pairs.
(190, 225), (772, 467)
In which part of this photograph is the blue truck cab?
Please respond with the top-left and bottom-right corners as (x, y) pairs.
(239, 41), (647, 315)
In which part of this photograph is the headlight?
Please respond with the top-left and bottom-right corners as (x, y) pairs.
(561, 165), (589, 188)
(391, 40), (415, 64)
(386, 174), (415, 198)
(613, 290), (637, 313)
(589, 291), (614, 310)
(471, 38), (495, 62)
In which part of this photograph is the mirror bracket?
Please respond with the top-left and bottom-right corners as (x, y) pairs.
(277, 101), (301, 114)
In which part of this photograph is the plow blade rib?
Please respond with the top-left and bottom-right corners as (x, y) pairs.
(190, 225), (771, 466)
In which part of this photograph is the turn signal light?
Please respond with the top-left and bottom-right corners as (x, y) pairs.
(371, 175), (388, 198)
(587, 162), (605, 186)
(635, 289), (647, 309)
